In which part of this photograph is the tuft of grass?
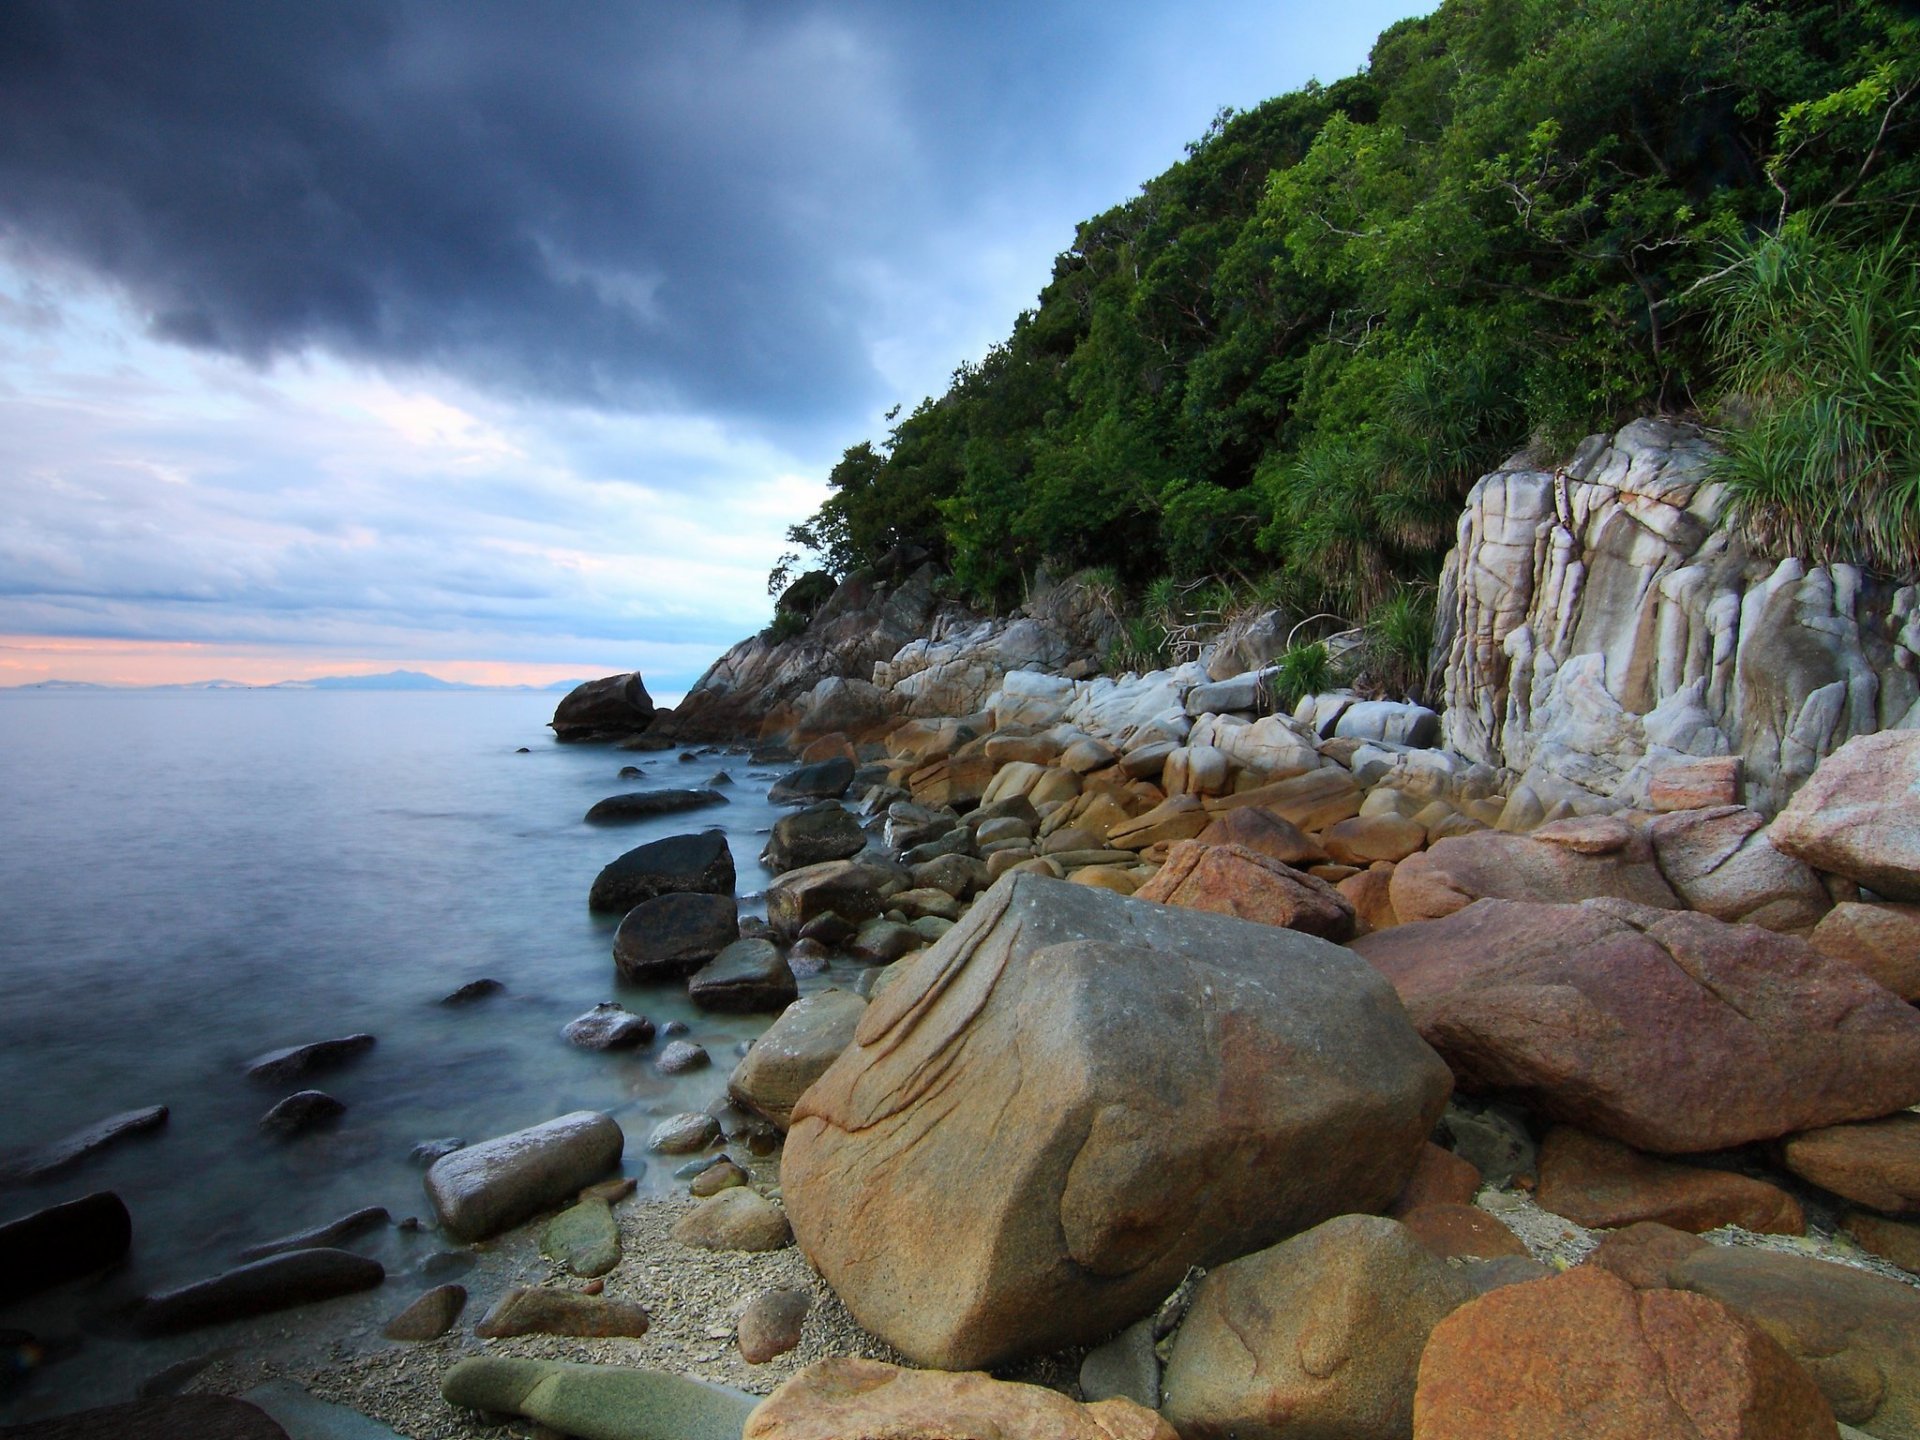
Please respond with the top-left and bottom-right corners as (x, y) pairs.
(1271, 641), (1337, 713)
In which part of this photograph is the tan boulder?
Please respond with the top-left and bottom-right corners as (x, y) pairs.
(1069, 865), (1140, 894)
(1536, 1126), (1804, 1234)
(1324, 814), (1427, 867)
(1771, 730), (1920, 901)
(1208, 768), (1362, 832)
(1134, 840), (1356, 941)
(1781, 1113), (1920, 1214)
(1338, 864), (1400, 937)
(1413, 1265), (1835, 1439)
(1807, 901), (1920, 999)
(1193, 805), (1327, 866)
(1159, 1215), (1475, 1440)
(743, 1357), (1176, 1440)
(1670, 1244), (1920, 1434)
(1353, 899), (1920, 1153)
(1648, 805), (1830, 933)
(1106, 794), (1211, 850)
(727, 990), (868, 1130)
(1164, 744), (1233, 798)
(781, 873), (1452, 1369)
(1389, 816), (1681, 923)
(672, 1189), (792, 1253)
(983, 732), (1062, 767)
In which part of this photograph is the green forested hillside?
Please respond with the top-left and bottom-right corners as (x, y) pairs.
(775, 0), (1918, 660)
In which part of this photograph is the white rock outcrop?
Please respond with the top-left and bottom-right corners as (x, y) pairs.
(1436, 418), (1920, 815)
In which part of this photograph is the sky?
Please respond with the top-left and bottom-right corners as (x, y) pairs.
(0, 0), (1431, 692)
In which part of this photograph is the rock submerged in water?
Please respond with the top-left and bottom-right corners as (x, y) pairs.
(589, 830), (736, 914)
(583, 787), (729, 824)
(562, 1002), (655, 1050)
(237, 1205), (389, 1262)
(134, 1248), (385, 1335)
(258, 1089), (345, 1137)
(767, 757), (855, 805)
(423, 1111), (624, 1242)
(1, 1105), (169, 1183)
(780, 871), (1452, 1370)
(245, 1034), (376, 1085)
(0, 1191), (133, 1305)
(688, 939), (797, 1013)
(613, 891), (740, 980)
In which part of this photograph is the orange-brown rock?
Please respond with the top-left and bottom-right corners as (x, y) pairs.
(1648, 756), (1744, 812)
(1389, 816), (1681, 923)
(1647, 805), (1831, 934)
(1771, 730), (1920, 902)
(1584, 1221), (1708, 1289)
(1353, 899), (1920, 1153)
(1106, 793), (1211, 851)
(1324, 815), (1428, 867)
(1193, 805), (1327, 867)
(1207, 767), (1362, 832)
(1134, 840), (1356, 941)
(1399, 1203), (1530, 1260)
(1339, 864), (1400, 937)
(1669, 1243), (1920, 1433)
(1388, 1142), (1482, 1216)
(1842, 1210), (1920, 1276)
(1781, 1112), (1920, 1214)
(798, 733), (856, 764)
(1412, 1265), (1836, 1439)
(1537, 1127), (1804, 1234)
(743, 1357), (1177, 1440)
(1806, 901), (1920, 1000)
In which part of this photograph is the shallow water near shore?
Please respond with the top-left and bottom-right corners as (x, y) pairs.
(0, 689), (809, 1417)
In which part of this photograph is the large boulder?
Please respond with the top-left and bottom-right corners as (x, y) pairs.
(551, 672), (656, 741)
(761, 803), (867, 873)
(1134, 839), (1356, 941)
(729, 990), (868, 1129)
(1670, 1245), (1920, 1435)
(1389, 816), (1681, 924)
(1772, 730), (1920, 901)
(612, 891), (740, 979)
(589, 831), (735, 913)
(765, 858), (901, 937)
(743, 1357), (1177, 1440)
(1353, 898), (1920, 1153)
(424, 1111), (624, 1241)
(781, 872), (1452, 1369)
(1412, 1264), (1835, 1439)
(768, 757), (856, 805)
(1160, 1214), (1474, 1440)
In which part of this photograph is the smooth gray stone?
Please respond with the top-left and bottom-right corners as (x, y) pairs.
(242, 1381), (410, 1440)
(441, 1356), (757, 1440)
(423, 1111), (623, 1242)
(238, 1206), (390, 1262)
(245, 1035), (376, 1086)
(1079, 1316), (1159, 1408)
(135, 1249), (384, 1335)
(3, 1105), (169, 1182)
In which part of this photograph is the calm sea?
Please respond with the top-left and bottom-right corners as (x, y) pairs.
(0, 688), (797, 1411)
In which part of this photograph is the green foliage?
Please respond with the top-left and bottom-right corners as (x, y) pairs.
(761, 608), (809, 646)
(770, 0), (1920, 611)
(1271, 642), (1337, 713)
(1359, 588), (1438, 703)
(1707, 225), (1920, 578)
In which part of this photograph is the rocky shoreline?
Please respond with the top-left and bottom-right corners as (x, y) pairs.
(7, 416), (1920, 1439)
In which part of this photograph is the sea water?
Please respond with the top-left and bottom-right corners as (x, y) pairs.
(0, 688), (805, 1413)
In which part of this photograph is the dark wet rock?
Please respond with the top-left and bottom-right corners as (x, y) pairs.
(613, 891), (739, 980)
(237, 1206), (389, 1263)
(423, 1111), (624, 1242)
(418, 1250), (475, 1282)
(768, 757), (855, 805)
(660, 1019), (690, 1037)
(438, 979), (503, 1005)
(706, 771), (735, 787)
(0, 1192), (132, 1305)
(551, 673), (656, 742)
(675, 1153), (729, 1179)
(441, 1356), (757, 1440)
(648, 1113), (721, 1154)
(689, 940), (797, 1013)
(590, 831), (735, 914)
(656, 1040), (710, 1074)
(619, 765), (644, 778)
(258, 1090), (345, 1138)
(765, 858), (904, 937)
(562, 1002), (655, 1051)
(516, 746), (531, 753)
(134, 1249), (384, 1335)
(761, 803), (867, 874)
(0, 1395), (292, 1439)
(738, 1289), (811, 1364)
(847, 918), (922, 964)
(541, 1198), (621, 1277)
(245, 1035), (376, 1086)
(1, 1106), (169, 1185)
(798, 912), (858, 947)
(409, 1138), (463, 1166)
(383, 1283), (466, 1341)
(584, 788), (729, 824)
(476, 1287), (651, 1339)
(785, 938), (832, 976)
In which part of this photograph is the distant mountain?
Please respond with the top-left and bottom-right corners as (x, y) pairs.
(5, 669), (551, 692)
(8, 679), (113, 690)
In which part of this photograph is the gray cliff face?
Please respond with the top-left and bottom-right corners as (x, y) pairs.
(1436, 418), (1920, 816)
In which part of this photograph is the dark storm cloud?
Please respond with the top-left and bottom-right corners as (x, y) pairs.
(0, 1), (938, 421)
